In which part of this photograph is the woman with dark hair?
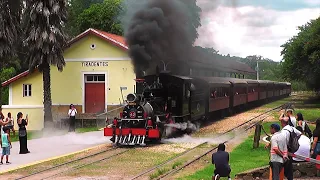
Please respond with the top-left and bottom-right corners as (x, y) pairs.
(68, 104), (77, 132)
(311, 119), (320, 158)
(17, 112), (30, 154)
(297, 112), (312, 138)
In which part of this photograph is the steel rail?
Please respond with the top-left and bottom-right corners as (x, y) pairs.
(130, 103), (287, 180)
(15, 147), (119, 180)
(40, 149), (130, 180)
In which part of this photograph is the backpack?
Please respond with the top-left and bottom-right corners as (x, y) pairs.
(288, 116), (294, 127)
(303, 122), (313, 138)
(285, 128), (300, 153)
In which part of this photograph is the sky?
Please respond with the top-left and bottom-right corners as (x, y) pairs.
(195, 0), (320, 61)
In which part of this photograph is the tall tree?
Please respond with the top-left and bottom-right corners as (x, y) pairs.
(0, 0), (20, 108)
(76, 0), (123, 35)
(66, 0), (103, 37)
(24, 0), (68, 128)
(281, 16), (320, 90)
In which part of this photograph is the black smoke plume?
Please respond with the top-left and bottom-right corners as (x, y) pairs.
(121, 0), (201, 76)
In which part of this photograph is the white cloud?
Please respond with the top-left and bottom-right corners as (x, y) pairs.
(305, 0), (320, 5)
(195, 5), (320, 61)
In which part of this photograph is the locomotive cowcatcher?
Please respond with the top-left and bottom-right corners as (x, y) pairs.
(103, 72), (207, 146)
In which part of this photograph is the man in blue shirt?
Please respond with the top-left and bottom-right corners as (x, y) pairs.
(212, 143), (231, 180)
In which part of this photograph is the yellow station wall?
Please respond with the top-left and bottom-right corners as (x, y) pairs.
(11, 71), (43, 106)
(3, 34), (135, 130)
(1, 108), (44, 131)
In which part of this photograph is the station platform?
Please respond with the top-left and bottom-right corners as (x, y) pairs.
(0, 131), (111, 173)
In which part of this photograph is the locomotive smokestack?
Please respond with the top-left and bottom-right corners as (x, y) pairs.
(121, 0), (201, 75)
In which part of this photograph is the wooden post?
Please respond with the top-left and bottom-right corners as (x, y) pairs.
(253, 123), (262, 148)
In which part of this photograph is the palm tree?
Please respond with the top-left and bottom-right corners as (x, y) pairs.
(24, 0), (68, 129)
(0, 0), (20, 108)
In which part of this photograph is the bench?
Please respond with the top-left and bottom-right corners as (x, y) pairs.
(59, 115), (106, 129)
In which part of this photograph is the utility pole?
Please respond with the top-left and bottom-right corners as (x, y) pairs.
(256, 60), (259, 80)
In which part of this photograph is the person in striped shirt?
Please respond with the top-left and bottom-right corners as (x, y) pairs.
(269, 123), (288, 180)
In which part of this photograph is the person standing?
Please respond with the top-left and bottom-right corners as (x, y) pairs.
(280, 115), (301, 180)
(68, 104), (77, 132)
(296, 112), (312, 138)
(0, 109), (12, 135)
(311, 119), (320, 158)
(269, 123), (287, 180)
(212, 143), (231, 180)
(1, 127), (12, 164)
(17, 112), (30, 154)
(5, 112), (15, 136)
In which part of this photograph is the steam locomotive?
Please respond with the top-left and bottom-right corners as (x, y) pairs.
(103, 72), (291, 146)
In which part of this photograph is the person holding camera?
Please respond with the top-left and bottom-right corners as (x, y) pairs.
(17, 112), (30, 154)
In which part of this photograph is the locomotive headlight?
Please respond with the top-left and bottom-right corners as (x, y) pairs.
(127, 93), (137, 103)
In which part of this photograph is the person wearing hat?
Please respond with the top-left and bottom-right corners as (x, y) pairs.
(269, 123), (288, 180)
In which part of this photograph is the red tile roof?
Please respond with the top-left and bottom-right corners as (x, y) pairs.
(68, 28), (128, 50)
(1, 29), (128, 87)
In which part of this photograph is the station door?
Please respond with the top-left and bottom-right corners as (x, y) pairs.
(85, 74), (105, 113)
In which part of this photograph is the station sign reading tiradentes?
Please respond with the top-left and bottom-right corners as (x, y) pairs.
(82, 61), (108, 67)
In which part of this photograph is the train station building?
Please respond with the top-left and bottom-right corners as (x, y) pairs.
(1, 28), (255, 130)
(1, 29), (136, 130)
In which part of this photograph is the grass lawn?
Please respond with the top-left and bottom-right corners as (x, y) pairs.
(182, 136), (269, 180)
(75, 127), (100, 133)
(10, 130), (43, 142)
(184, 92), (320, 180)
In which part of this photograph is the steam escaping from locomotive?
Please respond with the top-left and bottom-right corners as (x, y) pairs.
(122, 0), (201, 75)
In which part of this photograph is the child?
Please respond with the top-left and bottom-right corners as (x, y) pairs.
(1, 127), (12, 164)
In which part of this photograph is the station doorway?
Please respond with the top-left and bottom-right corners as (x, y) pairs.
(84, 74), (105, 113)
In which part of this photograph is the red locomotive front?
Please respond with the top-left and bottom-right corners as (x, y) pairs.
(104, 93), (161, 146)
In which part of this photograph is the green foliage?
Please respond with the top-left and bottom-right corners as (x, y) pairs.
(281, 16), (320, 90)
(172, 161), (183, 169)
(149, 168), (170, 179)
(66, 0), (104, 37)
(76, 0), (124, 35)
(1, 87), (8, 105)
(291, 81), (309, 91)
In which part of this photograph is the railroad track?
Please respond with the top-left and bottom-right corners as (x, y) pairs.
(130, 103), (288, 180)
(15, 147), (130, 180)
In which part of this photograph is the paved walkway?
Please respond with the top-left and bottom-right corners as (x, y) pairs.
(0, 131), (111, 173)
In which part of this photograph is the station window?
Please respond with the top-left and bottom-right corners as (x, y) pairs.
(85, 75), (105, 82)
(23, 84), (32, 97)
